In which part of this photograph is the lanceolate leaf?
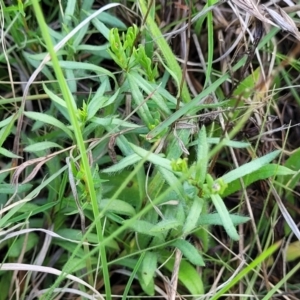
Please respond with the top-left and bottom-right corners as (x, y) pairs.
(8, 233), (39, 257)
(210, 194), (240, 241)
(223, 164), (296, 196)
(195, 126), (209, 184)
(158, 167), (186, 202)
(99, 199), (136, 217)
(183, 197), (204, 235)
(0, 147), (22, 159)
(141, 252), (157, 286)
(125, 219), (162, 237)
(0, 184), (32, 194)
(127, 72), (154, 126)
(189, 138), (250, 148)
(129, 142), (173, 171)
(163, 259), (204, 294)
(102, 154), (142, 173)
(24, 142), (63, 152)
(198, 213), (250, 226)
(150, 219), (183, 234)
(24, 111), (73, 138)
(129, 72), (171, 115)
(221, 150), (280, 184)
(171, 239), (205, 266)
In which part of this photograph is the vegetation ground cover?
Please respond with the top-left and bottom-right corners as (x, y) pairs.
(1, 0), (300, 299)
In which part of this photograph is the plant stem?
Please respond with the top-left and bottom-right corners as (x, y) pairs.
(31, 1), (111, 299)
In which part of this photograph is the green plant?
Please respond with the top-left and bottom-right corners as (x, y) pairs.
(1, 0), (300, 299)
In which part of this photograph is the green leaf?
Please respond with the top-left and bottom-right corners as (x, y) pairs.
(171, 239), (205, 266)
(183, 197), (204, 235)
(23, 142), (63, 152)
(0, 147), (22, 159)
(210, 194), (240, 241)
(221, 150), (281, 184)
(99, 199), (136, 217)
(150, 219), (182, 233)
(0, 270), (10, 300)
(76, 43), (109, 54)
(195, 126), (209, 184)
(0, 202), (28, 229)
(47, 60), (117, 86)
(43, 83), (67, 108)
(101, 171), (141, 207)
(141, 252), (157, 286)
(158, 167), (186, 202)
(129, 143), (172, 171)
(72, 23), (90, 49)
(8, 233), (39, 257)
(198, 213), (250, 226)
(154, 51), (181, 97)
(282, 148), (300, 189)
(87, 78), (111, 119)
(209, 138), (250, 148)
(129, 72), (171, 115)
(88, 88), (120, 119)
(129, 144), (187, 200)
(126, 72), (154, 126)
(43, 84), (70, 122)
(96, 11), (126, 29)
(0, 184), (32, 194)
(63, 0), (76, 26)
(89, 14), (111, 40)
(139, 271), (155, 296)
(0, 115), (14, 128)
(23, 51), (55, 80)
(52, 239), (85, 257)
(0, 115), (17, 149)
(223, 164), (296, 196)
(91, 117), (141, 129)
(163, 259), (204, 294)
(9, 202), (57, 224)
(189, 137), (251, 148)
(56, 228), (119, 250)
(126, 220), (158, 236)
(24, 111), (73, 138)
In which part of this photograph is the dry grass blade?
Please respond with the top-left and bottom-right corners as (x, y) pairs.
(12, 146), (73, 185)
(263, 5), (300, 41)
(32, 225), (54, 281)
(173, 125), (190, 155)
(0, 263), (104, 299)
(22, 157), (53, 184)
(230, 0), (300, 40)
(0, 228), (94, 246)
(169, 248), (182, 300)
(269, 182), (300, 241)
(12, 156), (53, 185)
(35, 288), (101, 300)
(230, 0), (276, 27)
(0, 199), (35, 215)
